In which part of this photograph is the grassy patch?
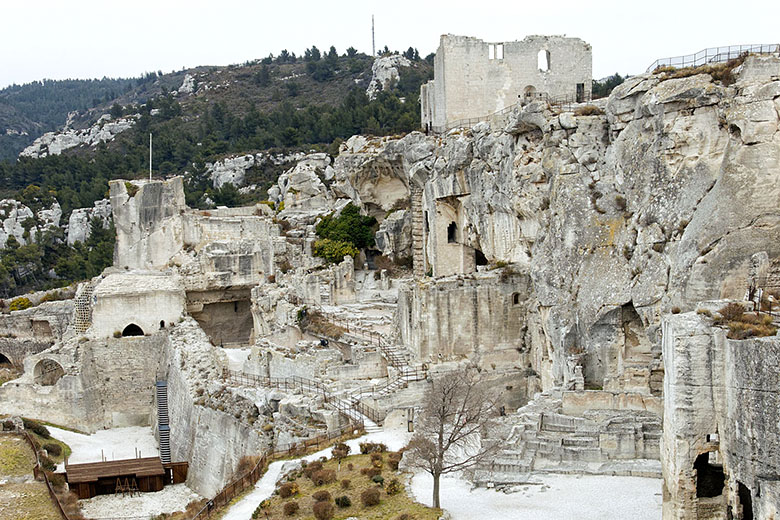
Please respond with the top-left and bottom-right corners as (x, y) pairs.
(0, 482), (61, 520)
(713, 303), (778, 339)
(0, 436), (36, 477)
(258, 451), (440, 520)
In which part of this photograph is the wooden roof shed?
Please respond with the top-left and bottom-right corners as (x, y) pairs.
(66, 457), (166, 499)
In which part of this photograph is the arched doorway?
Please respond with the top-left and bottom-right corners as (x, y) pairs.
(33, 359), (64, 386)
(122, 324), (144, 337)
(0, 353), (11, 367)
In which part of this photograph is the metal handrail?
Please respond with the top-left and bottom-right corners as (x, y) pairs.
(646, 43), (779, 72)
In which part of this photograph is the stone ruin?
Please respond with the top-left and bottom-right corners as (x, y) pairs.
(0, 49), (779, 518)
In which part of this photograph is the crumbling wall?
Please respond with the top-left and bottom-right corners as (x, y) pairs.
(662, 311), (780, 519)
(422, 34), (592, 129)
(0, 301), (73, 366)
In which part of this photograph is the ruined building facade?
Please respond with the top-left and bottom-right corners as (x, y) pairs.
(421, 34), (592, 131)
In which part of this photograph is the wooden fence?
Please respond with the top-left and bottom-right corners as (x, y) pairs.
(189, 422), (364, 520)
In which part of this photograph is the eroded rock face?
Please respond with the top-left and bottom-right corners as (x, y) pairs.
(19, 114), (137, 159)
(67, 199), (112, 245)
(366, 54), (411, 100)
(375, 209), (411, 261)
(0, 199), (62, 247)
(207, 154), (255, 188)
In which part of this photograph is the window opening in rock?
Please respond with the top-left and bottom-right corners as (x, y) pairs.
(234, 301), (238, 313)
(160, 320), (165, 329)
(524, 85), (538, 99)
(496, 44), (504, 60)
(694, 452), (725, 498)
(488, 44), (495, 60)
(576, 83), (585, 102)
(706, 433), (719, 443)
(538, 49), (550, 72)
(33, 358), (64, 386)
(513, 293), (521, 305)
(447, 222), (458, 243)
(475, 249), (489, 266)
(424, 212), (429, 233)
(122, 323), (144, 337)
(738, 482), (754, 520)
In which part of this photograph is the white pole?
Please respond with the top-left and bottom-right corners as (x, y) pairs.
(149, 133), (153, 181)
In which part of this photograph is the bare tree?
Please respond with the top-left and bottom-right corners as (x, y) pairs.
(405, 370), (501, 508)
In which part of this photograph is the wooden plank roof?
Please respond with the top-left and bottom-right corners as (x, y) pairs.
(66, 457), (164, 483)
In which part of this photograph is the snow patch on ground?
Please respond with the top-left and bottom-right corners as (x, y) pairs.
(79, 483), (201, 518)
(48, 426), (159, 468)
(223, 428), (412, 520)
(410, 472), (663, 520)
(223, 347), (251, 371)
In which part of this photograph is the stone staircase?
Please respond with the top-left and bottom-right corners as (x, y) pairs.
(474, 390), (663, 485)
(411, 186), (424, 278)
(156, 381), (171, 464)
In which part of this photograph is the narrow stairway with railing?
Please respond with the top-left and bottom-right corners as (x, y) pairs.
(156, 381), (171, 464)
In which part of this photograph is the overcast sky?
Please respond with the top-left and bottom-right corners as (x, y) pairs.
(3, 0), (779, 89)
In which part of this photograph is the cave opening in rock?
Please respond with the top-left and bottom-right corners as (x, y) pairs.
(191, 297), (254, 346)
(694, 452), (725, 498)
(0, 353), (11, 367)
(475, 249), (489, 266)
(738, 482), (754, 520)
(122, 323), (144, 337)
(33, 358), (64, 386)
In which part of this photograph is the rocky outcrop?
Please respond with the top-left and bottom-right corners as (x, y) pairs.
(375, 209), (412, 261)
(20, 114), (137, 159)
(0, 199), (61, 247)
(366, 55), (411, 100)
(276, 153), (333, 212)
(66, 199), (111, 245)
(207, 154), (255, 189)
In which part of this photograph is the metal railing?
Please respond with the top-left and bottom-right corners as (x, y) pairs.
(646, 44), (779, 72)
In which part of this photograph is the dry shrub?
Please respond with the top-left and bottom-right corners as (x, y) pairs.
(279, 482), (299, 498)
(361, 487), (381, 507)
(313, 500), (335, 520)
(347, 463), (354, 471)
(283, 501), (299, 516)
(304, 460), (323, 479)
(361, 467), (381, 478)
(388, 451), (403, 471)
(43, 442), (62, 457)
(335, 495), (351, 508)
(717, 303), (745, 322)
(312, 490), (331, 502)
(46, 471), (66, 490)
(312, 469), (336, 486)
(340, 479), (351, 489)
(359, 442), (387, 454)
(370, 452), (383, 463)
(396, 514), (415, 520)
(574, 105), (604, 116)
(235, 455), (259, 476)
(56, 491), (87, 520)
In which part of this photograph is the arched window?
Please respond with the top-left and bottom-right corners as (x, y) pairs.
(160, 320), (166, 329)
(34, 358), (64, 386)
(512, 293), (521, 305)
(0, 353), (12, 367)
(122, 324), (144, 337)
(538, 49), (550, 72)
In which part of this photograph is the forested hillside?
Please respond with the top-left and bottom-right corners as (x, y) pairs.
(0, 46), (433, 297)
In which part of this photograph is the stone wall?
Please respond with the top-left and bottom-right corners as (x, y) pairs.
(0, 301), (73, 366)
(422, 34), (592, 129)
(662, 311), (780, 519)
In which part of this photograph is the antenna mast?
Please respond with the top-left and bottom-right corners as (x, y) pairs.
(372, 15), (375, 56)
(149, 133), (152, 181)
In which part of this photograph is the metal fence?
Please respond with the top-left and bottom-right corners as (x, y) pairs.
(646, 44), (780, 72)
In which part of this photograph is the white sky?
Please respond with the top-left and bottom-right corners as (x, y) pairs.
(3, 0), (779, 89)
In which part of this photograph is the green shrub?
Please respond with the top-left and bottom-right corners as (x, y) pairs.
(22, 418), (50, 438)
(283, 501), (299, 516)
(43, 442), (62, 457)
(9, 297), (33, 312)
(313, 500), (334, 520)
(335, 495), (351, 508)
(113, 330), (122, 338)
(386, 478), (402, 495)
(315, 203), (376, 249)
(312, 239), (358, 263)
(125, 182), (139, 197)
(372, 474), (385, 486)
(361, 487), (381, 507)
